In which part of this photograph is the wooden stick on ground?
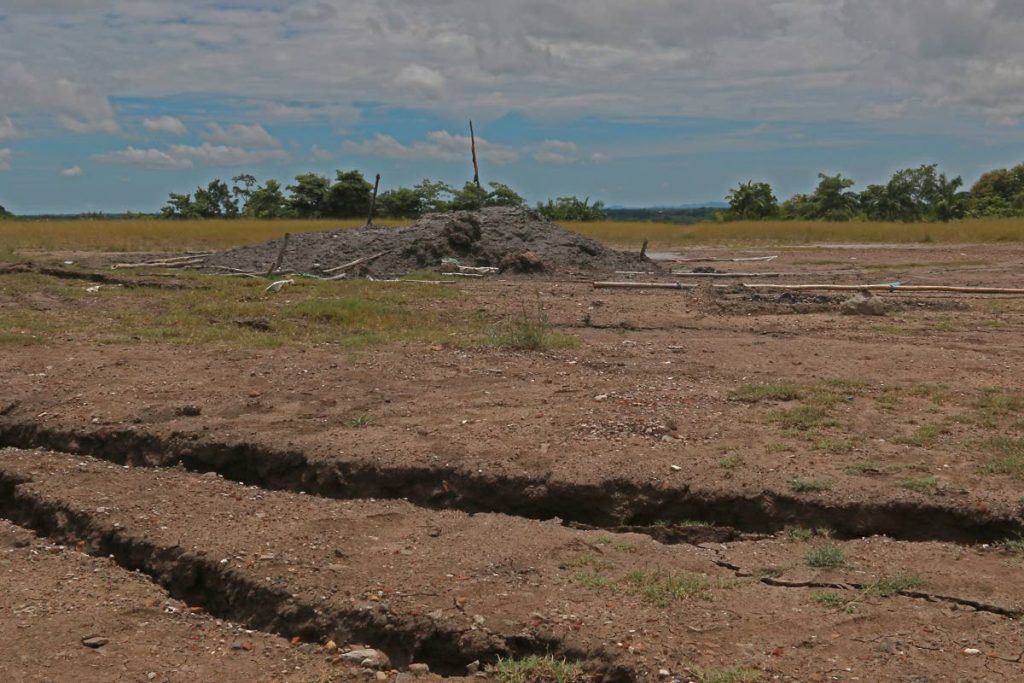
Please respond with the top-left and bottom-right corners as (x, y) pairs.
(674, 255), (778, 263)
(594, 281), (698, 290)
(266, 232), (291, 277)
(112, 258), (205, 270)
(322, 251), (389, 278)
(640, 240), (649, 258)
(671, 271), (788, 278)
(739, 283), (1024, 295)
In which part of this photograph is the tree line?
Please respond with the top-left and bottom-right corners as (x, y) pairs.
(723, 163), (1024, 222)
(159, 170), (607, 221)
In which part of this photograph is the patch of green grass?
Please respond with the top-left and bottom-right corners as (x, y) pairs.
(814, 437), (854, 453)
(624, 570), (710, 607)
(488, 301), (576, 352)
(488, 655), (587, 683)
(898, 476), (939, 494)
(785, 526), (832, 541)
(790, 478), (833, 493)
(894, 424), (948, 448)
(866, 575), (926, 597)
(574, 570), (614, 590)
(805, 545), (846, 568)
(769, 405), (836, 431)
(997, 536), (1024, 555)
(975, 389), (1024, 427)
(980, 437), (1024, 478)
(688, 665), (762, 683)
(719, 454), (743, 470)
(812, 591), (852, 611)
(729, 383), (803, 403)
(341, 415), (372, 429)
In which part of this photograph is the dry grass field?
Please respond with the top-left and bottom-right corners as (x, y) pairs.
(3, 216), (1024, 254)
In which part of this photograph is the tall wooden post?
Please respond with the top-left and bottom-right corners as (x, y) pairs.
(469, 120), (480, 188)
(366, 173), (381, 225)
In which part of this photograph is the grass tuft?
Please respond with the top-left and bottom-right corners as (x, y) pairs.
(866, 575), (925, 597)
(980, 437), (1024, 478)
(805, 545), (846, 568)
(488, 655), (588, 683)
(729, 383), (803, 403)
(624, 570), (710, 607)
(688, 664), (762, 683)
(489, 301), (575, 352)
(790, 478), (832, 493)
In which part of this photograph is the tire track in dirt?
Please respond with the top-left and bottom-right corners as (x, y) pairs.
(2, 421), (1021, 545)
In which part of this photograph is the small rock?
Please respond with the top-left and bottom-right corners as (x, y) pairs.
(342, 649), (391, 669)
(81, 636), (108, 649)
(408, 663), (430, 676)
(594, 394), (609, 401)
(658, 669), (671, 679)
(375, 672), (388, 681)
(324, 640), (338, 652)
(175, 404), (202, 417)
(670, 464), (682, 471)
(963, 647), (983, 656)
(840, 292), (886, 316)
(466, 660), (480, 674)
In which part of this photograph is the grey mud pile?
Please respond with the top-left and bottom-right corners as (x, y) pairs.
(200, 207), (655, 277)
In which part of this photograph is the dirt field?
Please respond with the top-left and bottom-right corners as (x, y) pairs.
(2, 238), (1024, 682)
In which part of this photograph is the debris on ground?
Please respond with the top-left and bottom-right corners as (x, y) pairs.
(199, 207), (655, 278)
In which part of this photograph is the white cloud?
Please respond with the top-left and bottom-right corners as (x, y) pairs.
(0, 117), (18, 142)
(169, 142), (288, 166)
(60, 165), (83, 177)
(204, 122), (280, 147)
(0, 63), (118, 134)
(143, 115), (188, 135)
(394, 64), (447, 100)
(0, 149), (12, 172)
(590, 151), (609, 163)
(533, 139), (579, 164)
(93, 146), (192, 169)
(345, 130), (519, 165)
(310, 144), (335, 161)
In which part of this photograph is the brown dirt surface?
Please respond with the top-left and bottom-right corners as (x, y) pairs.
(3, 240), (1024, 681)
(198, 207), (655, 277)
(0, 518), (372, 682)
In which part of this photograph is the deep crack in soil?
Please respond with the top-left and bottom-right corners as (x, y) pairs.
(0, 466), (625, 680)
(1, 421), (1021, 545)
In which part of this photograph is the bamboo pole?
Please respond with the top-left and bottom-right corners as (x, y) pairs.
(739, 283), (1024, 294)
(671, 271), (788, 278)
(594, 281), (698, 290)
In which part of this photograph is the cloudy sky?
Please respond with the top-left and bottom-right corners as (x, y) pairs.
(1, 0), (1023, 213)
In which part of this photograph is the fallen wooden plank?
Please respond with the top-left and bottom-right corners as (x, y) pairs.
(594, 281), (698, 290)
(111, 258), (205, 270)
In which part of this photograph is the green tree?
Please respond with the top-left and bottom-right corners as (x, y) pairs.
(287, 172), (330, 218)
(377, 187), (424, 218)
(413, 179), (455, 213)
(725, 180), (779, 220)
(245, 179), (292, 218)
(324, 169), (373, 218)
(536, 196), (607, 221)
(161, 192), (195, 219)
(191, 179), (237, 218)
(0, 203), (11, 218)
(807, 173), (858, 221)
(449, 181), (526, 211)
(970, 163), (1024, 216)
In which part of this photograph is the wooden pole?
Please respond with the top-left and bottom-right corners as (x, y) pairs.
(594, 281), (698, 290)
(470, 120), (480, 188)
(740, 283), (1024, 295)
(640, 240), (649, 258)
(266, 232), (290, 276)
(366, 173), (381, 225)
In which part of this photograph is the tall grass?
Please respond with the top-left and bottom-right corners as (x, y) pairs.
(0, 218), (408, 252)
(572, 218), (1024, 247)
(2, 216), (1024, 253)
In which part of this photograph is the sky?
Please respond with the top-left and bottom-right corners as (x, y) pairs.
(1, 0), (1023, 214)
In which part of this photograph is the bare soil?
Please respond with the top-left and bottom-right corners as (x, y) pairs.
(2, 240), (1024, 681)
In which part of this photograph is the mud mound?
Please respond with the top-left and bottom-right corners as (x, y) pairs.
(201, 207), (654, 277)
